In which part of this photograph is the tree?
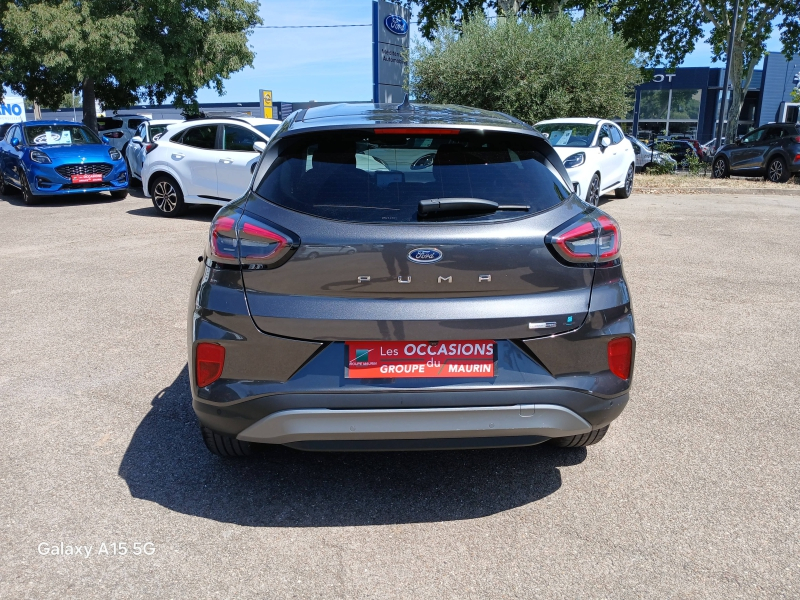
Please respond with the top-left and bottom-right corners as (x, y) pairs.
(410, 11), (642, 124)
(606, 0), (800, 142)
(0, 0), (261, 131)
(404, 0), (590, 40)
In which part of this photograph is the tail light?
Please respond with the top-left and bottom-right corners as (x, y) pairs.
(207, 208), (298, 268)
(196, 343), (225, 387)
(607, 337), (632, 379)
(106, 131), (124, 138)
(145, 143), (158, 154)
(546, 214), (621, 266)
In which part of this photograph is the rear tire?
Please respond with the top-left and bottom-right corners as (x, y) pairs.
(615, 164), (634, 198)
(548, 425), (609, 448)
(201, 426), (252, 458)
(765, 156), (790, 183)
(150, 174), (185, 217)
(712, 156), (729, 179)
(20, 172), (40, 205)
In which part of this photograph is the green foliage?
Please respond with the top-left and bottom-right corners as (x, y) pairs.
(646, 141), (675, 174)
(792, 87), (800, 103)
(404, 1), (591, 40)
(0, 0), (261, 126)
(410, 11), (642, 124)
(683, 151), (703, 176)
(606, 0), (800, 141)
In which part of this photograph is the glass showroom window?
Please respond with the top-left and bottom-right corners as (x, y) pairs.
(638, 89), (701, 139)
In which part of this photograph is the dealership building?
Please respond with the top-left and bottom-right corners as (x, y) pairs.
(620, 52), (800, 142)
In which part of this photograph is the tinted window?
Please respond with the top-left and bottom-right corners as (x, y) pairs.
(255, 130), (569, 223)
(536, 123), (596, 147)
(135, 124), (146, 139)
(610, 126), (623, 144)
(23, 124), (101, 146)
(127, 118), (145, 130)
(223, 125), (259, 151)
(149, 124), (171, 140)
(179, 125), (217, 149)
(5, 125), (17, 142)
(97, 118), (124, 131)
(598, 124), (612, 144)
(741, 128), (766, 144)
(254, 124), (280, 138)
(763, 128), (785, 141)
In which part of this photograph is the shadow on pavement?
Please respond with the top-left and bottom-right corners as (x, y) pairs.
(0, 190), (124, 207)
(126, 205), (218, 221)
(119, 367), (587, 527)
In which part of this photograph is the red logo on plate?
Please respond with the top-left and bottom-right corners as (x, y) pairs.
(346, 340), (495, 378)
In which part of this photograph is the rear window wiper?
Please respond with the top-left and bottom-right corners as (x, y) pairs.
(418, 198), (529, 218)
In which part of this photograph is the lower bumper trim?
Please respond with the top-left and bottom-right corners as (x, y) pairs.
(236, 404), (592, 444)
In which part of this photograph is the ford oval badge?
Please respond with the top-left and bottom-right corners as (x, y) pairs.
(384, 14), (409, 36)
(408, 248), (443, 264)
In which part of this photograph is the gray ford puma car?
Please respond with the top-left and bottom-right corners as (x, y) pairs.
(189, 102), (635, 457)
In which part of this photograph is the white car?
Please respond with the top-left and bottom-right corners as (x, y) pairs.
(97, 115), (150, 152)
(141, 117), (282, 216)
(125, 119), (182, 181)
(534, 118), (635, 205)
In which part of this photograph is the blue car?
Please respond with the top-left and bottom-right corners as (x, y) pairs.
(0, 120), (128, 204)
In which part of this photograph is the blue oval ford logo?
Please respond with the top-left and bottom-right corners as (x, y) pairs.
(408, 248), (443, 264)
(384, 14), (409, 36)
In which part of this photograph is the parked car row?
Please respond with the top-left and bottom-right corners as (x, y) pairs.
(711, 122), (800, 182)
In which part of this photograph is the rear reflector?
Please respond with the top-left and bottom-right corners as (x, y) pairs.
(196, 343), (225, 387)
(374, 128), (460, 135)
(607, 337), (632, 380)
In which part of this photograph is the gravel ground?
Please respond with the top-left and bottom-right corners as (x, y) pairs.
(0, 187), (798, 599)
(637, 172), (800, 191)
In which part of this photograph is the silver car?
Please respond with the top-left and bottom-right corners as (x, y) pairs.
(125, 120), (181, 180)
(626, 135), (677, 172)
(97, 114), (150, 153)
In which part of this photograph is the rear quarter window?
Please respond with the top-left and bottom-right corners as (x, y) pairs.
(97, 118), (124, 131)
(254, 129), (570, 224)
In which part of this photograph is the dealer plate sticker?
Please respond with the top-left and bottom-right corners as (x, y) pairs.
(346, 340), (495, 378)
(71, 173), (103, 183)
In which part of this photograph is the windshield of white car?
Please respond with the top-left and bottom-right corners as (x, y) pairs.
(535, 123), (596, 148)
(254, 124), (279, 138)
(23, 125), (101, 146)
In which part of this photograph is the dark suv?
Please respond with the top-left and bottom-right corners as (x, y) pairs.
(712, 123), (800, 182)
(189, 103), (635, 457)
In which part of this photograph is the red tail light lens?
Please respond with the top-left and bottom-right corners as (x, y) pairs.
(196, 343), (225, 387)
(607, 337), (632, 379)
(207, 209), (298, 268)
(145, 143), (158, 154)
(547, 214), (622, 265)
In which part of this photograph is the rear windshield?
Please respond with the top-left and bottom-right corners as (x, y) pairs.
(23, 124), (101, 146)
(254, 123), (280, 138)
(254, 129), (569, 223)
(535, 123), (597, 147)
(96, 118), (124, 131)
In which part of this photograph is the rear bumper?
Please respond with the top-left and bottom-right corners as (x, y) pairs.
(236, 404), (592, 444)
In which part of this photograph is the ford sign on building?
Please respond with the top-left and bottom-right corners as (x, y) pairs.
(0, 97), (26, 124)
(373, 0), (411, 104)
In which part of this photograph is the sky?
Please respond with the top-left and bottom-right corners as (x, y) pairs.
(196, 1), (790, 105)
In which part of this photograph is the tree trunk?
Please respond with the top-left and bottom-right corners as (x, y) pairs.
(82, 77), (98, 133)
(33, 102), (42, 120)
(724, 40), (743, 143)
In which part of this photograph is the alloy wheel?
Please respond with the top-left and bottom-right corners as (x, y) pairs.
(153, 181), (178, 213)
(768, 159), (784, 183)
(625, 166), (634, 195)
(587, 175), (600, 206)
(713, 159), (727, 178)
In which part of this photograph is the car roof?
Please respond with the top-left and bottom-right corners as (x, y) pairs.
(282, 103), (538, 136)
(535, 117), (603, 126)
(147, 119), (182, 125)
(240, 117), (282, 126)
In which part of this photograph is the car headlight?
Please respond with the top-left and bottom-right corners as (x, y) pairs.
(563, 152), (585, 169)
(109, 147), (122, 161)
(30, 149), (52, 164)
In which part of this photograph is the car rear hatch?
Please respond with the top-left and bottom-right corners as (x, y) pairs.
(231, 126), (598, 342)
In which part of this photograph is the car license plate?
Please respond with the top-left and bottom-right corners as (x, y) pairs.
(71, 174), (103, 184)
(346, 340), (496, 378)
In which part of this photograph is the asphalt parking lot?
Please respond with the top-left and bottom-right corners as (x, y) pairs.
(1, 185), (798, 599)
